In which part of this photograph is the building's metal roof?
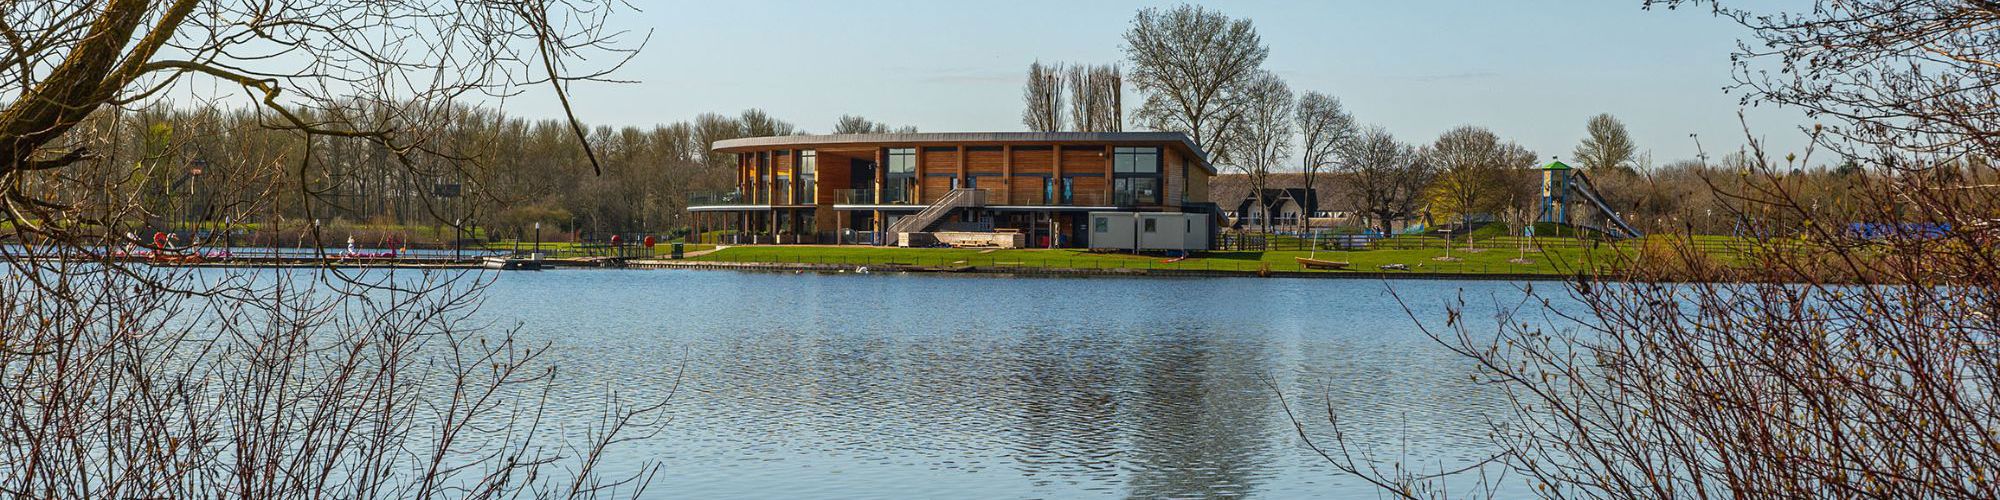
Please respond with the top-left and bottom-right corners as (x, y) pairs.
(711, 132), (1214, 173)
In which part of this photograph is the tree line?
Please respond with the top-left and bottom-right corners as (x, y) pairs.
(36, 103), (924, 244)
(1046, 4), (1884, 239)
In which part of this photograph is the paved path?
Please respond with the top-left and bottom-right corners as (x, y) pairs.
(680, 245), (727, 259)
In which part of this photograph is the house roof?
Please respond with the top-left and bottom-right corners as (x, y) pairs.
(710, 132), (1215, 174)
(1232, 188), (1319, 214)
(1542, 160), (1574, 170)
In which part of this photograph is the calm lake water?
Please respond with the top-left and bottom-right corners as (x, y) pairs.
(466, 270), (1564, 499)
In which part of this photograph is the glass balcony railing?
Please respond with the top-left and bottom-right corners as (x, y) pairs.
(688, 190), (747, 206)
(835, 189), (875, 205)
(1001, 190), (1103, 206)
(834, 187), (917, 205)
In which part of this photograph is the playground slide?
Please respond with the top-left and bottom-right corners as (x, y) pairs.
(1569, 171), (1643, 238)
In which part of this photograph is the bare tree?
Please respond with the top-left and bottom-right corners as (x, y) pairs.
(1337, 126), (1431, 236)
(1122, 4), (1269, 162)
(695, 112), (747, 171)
(1229, 71), (1294, 233)
(1296, 91), (1356, 232)
(740, 108), (799, 137)
(1428, 126), (1533, 247)
(1067, 63), (1125, 133)
(1301, 3), (2000, 498)
(1091, 65), (1125, 132)
(1646, 0), (2000, 159)
(1573, 113), (1637, 172)
(0, 2), (668, 497)
(833, 114), (917, 135)
(1023, 61), (1066, 132)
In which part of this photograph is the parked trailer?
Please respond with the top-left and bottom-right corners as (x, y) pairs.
(1086, 212), (1212, 252)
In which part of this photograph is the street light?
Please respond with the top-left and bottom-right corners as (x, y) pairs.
(186, 158), (208, 241)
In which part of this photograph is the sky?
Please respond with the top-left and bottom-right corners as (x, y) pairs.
(488, 0), (1813, 166)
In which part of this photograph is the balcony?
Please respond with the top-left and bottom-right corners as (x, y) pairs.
(834, 186), (916, 205)
(689, 190), (749, 207)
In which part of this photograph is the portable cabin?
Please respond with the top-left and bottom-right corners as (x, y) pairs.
(1087, 211), (1211, 252)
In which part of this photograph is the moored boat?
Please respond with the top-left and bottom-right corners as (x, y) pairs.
(1295, 257), (1349, 270)
(481, 256), (545, 271)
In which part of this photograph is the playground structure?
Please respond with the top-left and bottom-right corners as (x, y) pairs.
(1538, 161), (1642, 238)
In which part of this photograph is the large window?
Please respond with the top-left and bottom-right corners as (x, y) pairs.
(799, 150), (817, 205)
(756, 151), (772, 204)
(1114, 147), (1160, 174)
(1113, 147), (1162, 205)
(773, 150), (791, 204)
(1114, 177), (1159, 207)
(886, 148), (916, 203)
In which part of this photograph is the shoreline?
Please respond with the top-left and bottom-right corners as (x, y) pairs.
(626, 259), (1579, 281)
(5, 255), (1586, 281)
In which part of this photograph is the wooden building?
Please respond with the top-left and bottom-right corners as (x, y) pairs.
(689, 132), (1218, 247)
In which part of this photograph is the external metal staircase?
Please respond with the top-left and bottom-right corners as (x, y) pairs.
(888, 188), (986, 234)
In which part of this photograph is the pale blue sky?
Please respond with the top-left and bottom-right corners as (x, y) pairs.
(497, 0), (1811, 165)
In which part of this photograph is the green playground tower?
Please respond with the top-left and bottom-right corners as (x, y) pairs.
(1538, 161), (1574, 225)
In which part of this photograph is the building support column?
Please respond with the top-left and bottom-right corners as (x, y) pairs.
(1053, 144), (1064, 205)
(874, 148), (887, 204)
(1103, 145), (1115, 206)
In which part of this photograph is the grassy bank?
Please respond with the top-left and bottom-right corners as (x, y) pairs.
(685, 241), (1637, 276)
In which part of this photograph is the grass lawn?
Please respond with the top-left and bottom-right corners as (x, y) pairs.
(686, 241), (1635, 275)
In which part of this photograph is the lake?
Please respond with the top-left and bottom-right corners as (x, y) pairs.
(472, 269), (1558, 498)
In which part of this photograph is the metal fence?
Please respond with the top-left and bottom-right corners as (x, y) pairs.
(676, 252), (1581, 276)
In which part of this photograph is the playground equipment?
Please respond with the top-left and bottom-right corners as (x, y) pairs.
(1538, 161), (1642, 238)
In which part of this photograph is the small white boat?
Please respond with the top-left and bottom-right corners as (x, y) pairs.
(482, 256), (545, 271)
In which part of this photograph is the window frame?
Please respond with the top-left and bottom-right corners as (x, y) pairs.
(1112, 146), (1163, 205)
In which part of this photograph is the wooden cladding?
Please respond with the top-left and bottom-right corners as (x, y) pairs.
(966, 148), (1006, 175)
(729, 140), (1205, 208)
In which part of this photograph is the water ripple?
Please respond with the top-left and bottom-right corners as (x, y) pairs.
(477, 271), (1552, 498)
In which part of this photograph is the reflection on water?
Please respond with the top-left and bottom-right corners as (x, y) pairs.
(479, 270), (1553, 498)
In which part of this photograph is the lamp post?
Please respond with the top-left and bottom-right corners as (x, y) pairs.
(453, 218), (462, 260)
(186, 158), (207, 241)
(534, 221), (542, 257)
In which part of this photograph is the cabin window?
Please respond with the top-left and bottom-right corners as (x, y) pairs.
(1143, 219), (1157, 233)
(1094, 217), (1109, 233)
